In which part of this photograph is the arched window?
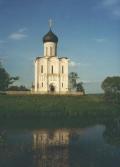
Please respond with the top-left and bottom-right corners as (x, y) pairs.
(41, 65), (43, 73)
(51, 65), (53, 74)
(42, 82), (43, 87)
(62, 83), (63, 88)
(62, 66), (64, 74)
(50, 47), (52, 56)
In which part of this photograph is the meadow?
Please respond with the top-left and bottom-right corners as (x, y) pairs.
(0, 94), (120, 128)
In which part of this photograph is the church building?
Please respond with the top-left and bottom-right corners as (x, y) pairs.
(34, 22), (69, 93)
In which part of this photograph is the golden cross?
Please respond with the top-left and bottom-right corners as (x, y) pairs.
(49, 19), (53, 29)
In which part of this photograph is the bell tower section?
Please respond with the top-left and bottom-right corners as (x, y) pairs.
(43, 20), (58, 57)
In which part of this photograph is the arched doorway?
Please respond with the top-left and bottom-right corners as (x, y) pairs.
(49, 84), (55, 92)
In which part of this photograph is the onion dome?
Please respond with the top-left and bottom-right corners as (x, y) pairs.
(43, 29), (58, 43)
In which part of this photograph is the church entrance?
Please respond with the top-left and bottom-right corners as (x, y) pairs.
(49, 84), (55, 92)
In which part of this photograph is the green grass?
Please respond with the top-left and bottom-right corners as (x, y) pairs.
(0, 94), (120, 128)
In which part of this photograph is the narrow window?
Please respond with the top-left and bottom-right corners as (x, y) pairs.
(62, 83), (63, 88)
(41, 65), (43, 73)
(51, 65), (53, 74)
(50, 47), (52, 56)
(55, 45), (57, 56)
(46, 47), (48, 56)
(37, 83), (39, 88)
(62, 66), (64, 74)
(42, 82), (43, 87)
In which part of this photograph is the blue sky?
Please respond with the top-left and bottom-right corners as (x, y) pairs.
(0, 0), (120, 93)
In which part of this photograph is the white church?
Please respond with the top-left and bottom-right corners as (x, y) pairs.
(34, 21), (69, 93)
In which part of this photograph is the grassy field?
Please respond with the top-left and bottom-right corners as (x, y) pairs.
(0, 94), (120, 128)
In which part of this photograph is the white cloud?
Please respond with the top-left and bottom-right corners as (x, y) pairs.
(101, 0), (120, 18)
(9, 33), (27, 40)
(9, 28), (28, 40)
(69, 61), (79, 67)
(112, 7), (120, 17)
(81, 80), (102, 84)
(94, 0), (120, 19)
(94, 38), (106, 43)
(81, 80), (92, 84)
(69, 61), (90, 67)
(102, 0), (119, 6)
(18, 27), (27, 33)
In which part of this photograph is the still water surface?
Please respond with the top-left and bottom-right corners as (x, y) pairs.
(0, 124), (120, 167)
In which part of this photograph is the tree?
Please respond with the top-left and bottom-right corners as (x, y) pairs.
(0, 61), (2, 68)
(101, 76), (120, 103)
(68, 72), (79, 91)
(76, 82), (85, 94)
(0, 63), (19, 91)
(68, 72), (85, 93)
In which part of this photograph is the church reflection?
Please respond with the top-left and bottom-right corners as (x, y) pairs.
(32, 129), (70, 167)
(1, 123), (120, 167)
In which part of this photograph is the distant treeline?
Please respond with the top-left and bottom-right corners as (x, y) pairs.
(7, 85), (30, 91)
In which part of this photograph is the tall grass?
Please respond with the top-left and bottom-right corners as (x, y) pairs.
(0, 94), (120, 128)
(0, 94), (119, 118)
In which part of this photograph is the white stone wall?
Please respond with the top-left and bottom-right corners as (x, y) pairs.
(47, 57), (60, 92)
(35, 39), (68, 93)
(35, 57), (48, 92)
(35, 60), (37, 92)
(44, 42), (57, 57)
(59, 58), (69, 92)
(35, 57), (68, 93)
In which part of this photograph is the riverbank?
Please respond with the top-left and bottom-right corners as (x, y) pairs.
(0, 94), (119, 117)
(0, 94), (120, 128)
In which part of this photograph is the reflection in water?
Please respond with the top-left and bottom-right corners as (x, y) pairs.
(104, 118), (120, 146)
(0, 122), (120, 167)
(32, 129), (70, 167)
(33, 129), (70, 148)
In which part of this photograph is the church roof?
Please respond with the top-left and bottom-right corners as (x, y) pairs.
(43, 29), (58, 43)
(36, 56), (42, 60)
(59, 57), (68, 59)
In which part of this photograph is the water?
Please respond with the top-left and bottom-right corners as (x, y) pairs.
(0, 123), (120, 167)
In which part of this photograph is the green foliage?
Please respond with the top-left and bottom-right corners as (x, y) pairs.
(68, 72), (79, 91)
(0, 63), (19, 91)
(0, 94), (120, 128)
(102, 76), (120, 104)
(76, 82), (85, 94)
(0, 61), (2, 68)
(102, 76), (120, 93)
(68, 72), (85, 93)
(0, 66), (10, 91)
(0, 94), (119, 119)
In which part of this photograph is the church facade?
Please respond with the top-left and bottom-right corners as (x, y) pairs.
(34, 26), (69, 93)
